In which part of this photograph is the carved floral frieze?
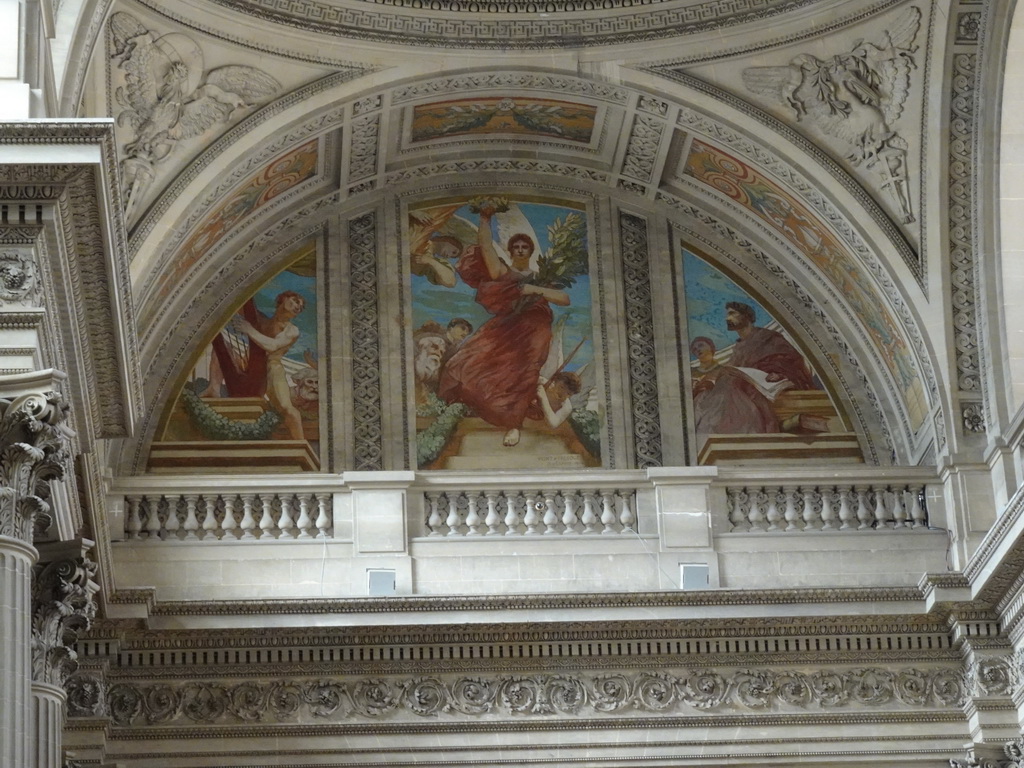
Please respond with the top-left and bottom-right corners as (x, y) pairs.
(101, 667), (964, 726)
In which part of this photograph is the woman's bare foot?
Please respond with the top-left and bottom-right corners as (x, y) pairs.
(503, 428), (520, 447)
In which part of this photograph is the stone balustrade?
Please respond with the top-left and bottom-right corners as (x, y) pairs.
(422, 489), (636, 536)
(124, 491), (333, 541)
(722, 482), (928, 532)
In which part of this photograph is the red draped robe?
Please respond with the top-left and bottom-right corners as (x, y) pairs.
(438, 247), (553, 430)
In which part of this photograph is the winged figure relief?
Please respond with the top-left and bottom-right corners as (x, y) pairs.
(108, 12), (281, 219)
(742, 7), (921, 223)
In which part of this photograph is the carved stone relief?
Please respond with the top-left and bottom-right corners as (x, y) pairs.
(349, 213), (384, 470)
(742, 6), (921, 225)
(0, 390), (72, 542)
(31, 554), (99, 688)
(108, 12), (281, 220)
(619, 213), (663, 468)
(0, 249), (41, 306)
(100, 665), (965, 727)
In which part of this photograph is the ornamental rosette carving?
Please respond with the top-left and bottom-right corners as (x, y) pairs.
(0, 390), (72, 542)
(66, 672), (107, 717)
(966, 656), (1012, 697)
(31, 556), (98, 688)
(0, 249), (41, 306)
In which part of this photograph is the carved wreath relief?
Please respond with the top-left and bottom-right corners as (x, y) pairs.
(743, 6), (921, 224)
(108, 12), (281, 219)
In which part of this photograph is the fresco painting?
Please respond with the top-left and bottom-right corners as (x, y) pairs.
(684, 140), (927, 431)
(151, 243), (320, 472)
(410, 98), (597, 144)
(410, 196), (601, 470)
(683, 249), (859, 464)
(149, 140), (319, 316)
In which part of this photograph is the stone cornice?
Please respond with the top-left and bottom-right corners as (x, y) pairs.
(0, 120), (141, 444)
(139, 586), (925, 617)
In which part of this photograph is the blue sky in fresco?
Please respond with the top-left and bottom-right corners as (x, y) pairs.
(682, 248), (775, 360)
(412, 201), (593, 373)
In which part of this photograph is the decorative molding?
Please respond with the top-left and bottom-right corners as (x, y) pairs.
(31, 550), (99, 689)
(391, 73), (629, 105)
(386, 159), (608, 186)
(348, 113), (380, 183)
(618, 213), (663, 468)
(0, 385), (72, 542)
(101, 665), (965, 728)
(949, 52), (981, 396)
(140, 585), (926, 618)
(963, 402), (986, 432)
(349, 213), (384, 470)
(194, 0), (828, 49)
(621, 114), (665, 184)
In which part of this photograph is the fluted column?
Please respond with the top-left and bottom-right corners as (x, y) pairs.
(0, 380), (72, 768)
(0, 536), (36, 768)
(31, 545), (98, 768)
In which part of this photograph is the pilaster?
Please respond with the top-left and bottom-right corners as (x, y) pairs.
(0, 373), (71, 768)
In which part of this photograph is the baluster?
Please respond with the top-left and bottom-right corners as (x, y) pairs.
(258, 495), (276, 539)
(295, 494), (314, 539)
(182, 494), (200, 540)
(745, 489), (763, 531)
(201, 495), (219, 540)
(855, 486), (872, 530)
(484, 493), (501, 536)
(562, 491), (579, 534)
(581, 493), (598, 534)
(600, 491), (617, 534)
(315, 493), (332, 538)
(541, 493), (559, 535)
(890, 486), (907, 529)
(820, 487), (836, 531)
(145, 495), (163, 540)
(837, 486), (854, 530)
(872, 487), (890, 529)
(910, 486), (927, 528)
(783, 486), (800, 531)
(728, 488), (749, 531)
(504, 492), (521, 535)
(446, 492), (463, 536)
(126, 495), (143, 540)
(764, 489), (781, 532)
(465, 491), (483, 536)
(426, 492), (443, 536)
(164, 496), (181, 540)
(801, 487), (817, 530)
(239, 494), (257, 540)
(619, 491), (635, 533)
(278, 495), (296, 539)
(523, 491), (541, 536)
(222, 495), (239, 540)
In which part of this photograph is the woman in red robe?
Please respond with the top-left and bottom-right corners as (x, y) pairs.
(438, 205), (570, 447)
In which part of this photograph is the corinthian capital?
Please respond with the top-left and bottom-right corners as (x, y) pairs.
(0, 371), (73, 543)
(31, 542), (99, 689)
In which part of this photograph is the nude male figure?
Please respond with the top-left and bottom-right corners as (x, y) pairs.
(232, 291), (307, 441)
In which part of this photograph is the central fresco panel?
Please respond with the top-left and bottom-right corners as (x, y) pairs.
(408, 195), (602, 470)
